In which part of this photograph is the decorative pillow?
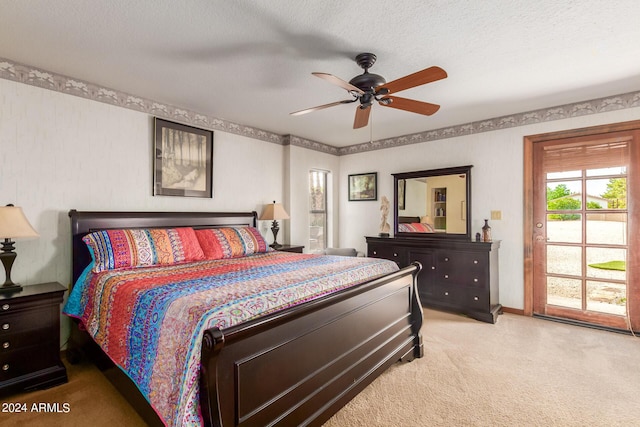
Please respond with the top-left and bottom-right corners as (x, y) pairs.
(83, 227), (205, 272)
(398, 222), (435, 233)
(195, 227), (269, 259)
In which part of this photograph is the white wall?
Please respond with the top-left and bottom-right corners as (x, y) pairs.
(0, 78), (285, 291)
(339, 107), (640, 311)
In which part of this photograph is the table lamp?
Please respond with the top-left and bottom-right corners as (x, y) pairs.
(259, 201), (290, 248)
(0, 205), (39, 293)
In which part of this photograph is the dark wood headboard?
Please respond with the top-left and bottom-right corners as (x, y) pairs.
(398, 216), (420, 223)
(69, 210), (257, 285)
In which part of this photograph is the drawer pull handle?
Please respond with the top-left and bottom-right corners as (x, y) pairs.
(1, 304), (8, 311)
(2, 364), (8, 371)
(474, 296), (479, 301)
(2, 341), (8, 349)
(1, 323), (8, 330)
(444, 274), (449, 279)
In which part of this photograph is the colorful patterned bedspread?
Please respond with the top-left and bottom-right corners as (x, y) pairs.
(63, 251), (398, 426)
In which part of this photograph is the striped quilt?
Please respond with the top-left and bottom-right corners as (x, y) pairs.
(63, 251), (398, 426)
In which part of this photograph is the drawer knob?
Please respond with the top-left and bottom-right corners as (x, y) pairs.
(444, 274), (449, 279)
(474, 296), (479, 301)
(431, 266), (435, 270)
(393, 253), (398, 257)
(473, 278), (478, 282)
(1, 304), (8, 311)
(2, 364), (8, 371)
(444, 291), (449, 296)
(1, 323), (8, 330)
(2, 341), (8, 349)
(473, 260), (478, 264)
(373, 251), (377, 255)
(444, 257), (449, 262)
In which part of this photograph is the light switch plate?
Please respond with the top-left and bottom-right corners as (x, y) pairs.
(491, 210), (502, 220)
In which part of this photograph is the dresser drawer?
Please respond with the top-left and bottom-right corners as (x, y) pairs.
(436, 251), (488, 287)
(367, 244), (407, 267)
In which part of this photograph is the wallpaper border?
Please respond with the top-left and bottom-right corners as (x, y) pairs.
(1, 57), (639, 157)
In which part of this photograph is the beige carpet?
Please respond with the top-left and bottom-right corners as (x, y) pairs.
(2, 309), (639, 426)
(325, 309), (640, 427)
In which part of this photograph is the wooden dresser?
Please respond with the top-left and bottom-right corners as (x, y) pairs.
(0, 282), (68, 395)
(366, 236), (501, 323)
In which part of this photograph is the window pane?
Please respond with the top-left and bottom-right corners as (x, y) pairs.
(547, 171), (582, 179)
(309, 214), (325, 252)
(586, 280), (626, 315)
(586, 214), (626, 245)
(586, 166), (626, 177)
(547, 181), (581, 212)
(547, 245), (581, 276)
(586, 247), (626, 281)
(309, 171), (325, 210)
(599, 177), (626, 210)
(547, 276), (581, 309)
(547, 214), (581, 243)
(309, 170), (327, 253)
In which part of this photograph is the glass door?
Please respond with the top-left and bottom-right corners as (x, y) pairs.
(532, 132), (637, 330)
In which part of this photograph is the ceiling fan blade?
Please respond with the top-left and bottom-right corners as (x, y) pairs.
(290, 99), (355, 116)
(379, 96), (440, 116)
(353, 105), (371, 129)
(377, 66), (447, 95)
(312, 72), (364, 94)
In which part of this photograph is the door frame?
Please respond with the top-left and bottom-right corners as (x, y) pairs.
(523, 119), (640, 330)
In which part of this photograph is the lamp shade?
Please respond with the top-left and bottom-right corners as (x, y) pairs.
(0, 206), (39, 239)
(259, 202), (290, 221)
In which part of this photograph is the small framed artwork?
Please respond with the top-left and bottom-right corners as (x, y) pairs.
(348, 172), (378, 201)
(154, 118), (213, 198)
(398, 179), (406, 210)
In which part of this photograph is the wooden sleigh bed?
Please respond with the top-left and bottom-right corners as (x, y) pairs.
(66, 210), (423, 427)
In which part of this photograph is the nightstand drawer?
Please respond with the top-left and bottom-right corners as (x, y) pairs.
(0, 345), (59, 381)
(0, 308), (52, 337)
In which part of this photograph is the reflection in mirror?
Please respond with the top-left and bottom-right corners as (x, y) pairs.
(393, 165), (472, 239)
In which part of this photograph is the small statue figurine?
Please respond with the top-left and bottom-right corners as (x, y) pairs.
(379, 196), (391, 237)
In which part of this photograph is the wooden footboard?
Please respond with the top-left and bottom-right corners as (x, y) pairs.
(200, 262), (422, 427)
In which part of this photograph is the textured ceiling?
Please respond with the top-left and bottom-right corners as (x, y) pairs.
(1, 0), (640, 148)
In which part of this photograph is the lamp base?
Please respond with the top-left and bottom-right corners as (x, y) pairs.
(0, 283), (22, 294)
(1, 239), (22, 293)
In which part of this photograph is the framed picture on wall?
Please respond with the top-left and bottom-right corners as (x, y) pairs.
(348, 172), (377, 201)
(153, 118), (213, 198)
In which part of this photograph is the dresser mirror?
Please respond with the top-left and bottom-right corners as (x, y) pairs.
(393, 165), (472, 240)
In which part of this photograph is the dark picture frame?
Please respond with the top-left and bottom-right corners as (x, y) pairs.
(348, 172), (377, 201)
(154, 118), (213, 198)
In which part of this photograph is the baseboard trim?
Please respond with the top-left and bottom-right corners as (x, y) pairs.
(501, 306), (524, 315)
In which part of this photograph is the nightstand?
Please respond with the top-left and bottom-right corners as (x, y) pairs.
(0, 282), (68, 395)
(275, 245), (305, 253)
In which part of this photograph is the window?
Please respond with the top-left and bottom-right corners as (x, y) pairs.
(309, 170), (327, 252)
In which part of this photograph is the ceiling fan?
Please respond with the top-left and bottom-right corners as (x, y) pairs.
(291, 52), (447, 129)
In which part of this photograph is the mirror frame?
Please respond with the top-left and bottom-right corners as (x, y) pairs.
(393, 165), (473, 240)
